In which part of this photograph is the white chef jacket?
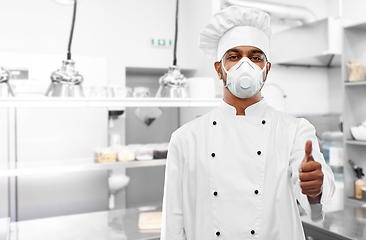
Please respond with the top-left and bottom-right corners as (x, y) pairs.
(161, 98), (335, 240)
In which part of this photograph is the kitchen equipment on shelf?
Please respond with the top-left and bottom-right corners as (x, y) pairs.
(133, 87), (150, 98)
(94, 147), (117, 163)
(153, 143), (169, 159)
(135, 144), (156, 161)
(347, 60), (366, 82)
(46, 0), (85, 97)
(349, 160), (365, 200)
(107, 85), (125, 98)
(322, 131), (343, 165)
(351, 121), (366, 141)
(108, 170), (130, 210)
(117, 145), (137, 162)
(0, 66), (15, 97)
(94, 143), (169, 163)
(134, 107), (163, 126)
(156, 0), (188, 98)
(322, 131), (343, 182)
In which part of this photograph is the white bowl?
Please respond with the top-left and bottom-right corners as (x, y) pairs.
(351, 126), (366, 141)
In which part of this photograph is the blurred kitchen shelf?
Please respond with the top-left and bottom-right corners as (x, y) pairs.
(0, 97), (222, 108)
(343, 20), (366, 30)
(346, 197), (366, 208)
(344, 81), (366, 86)
(271, 17), (342, 67)
(0, 159), (167, 177)
(126, 66), (196, 75)
(345, 140), (366, 146)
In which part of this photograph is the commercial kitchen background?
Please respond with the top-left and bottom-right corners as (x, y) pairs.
(0, 0), (364, 236)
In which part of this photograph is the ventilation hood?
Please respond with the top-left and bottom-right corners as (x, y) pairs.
(270, 17), (342, 68)
(223, 0), (317, 24)
(222, 0), (341, 68)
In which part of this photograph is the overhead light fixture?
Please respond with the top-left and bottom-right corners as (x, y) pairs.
(0, 66), (15, 97)
(46, 0), (84, 97)
(156, 0), (188, 98)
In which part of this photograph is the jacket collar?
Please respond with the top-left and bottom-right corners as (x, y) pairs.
(219, 98), (268, 117)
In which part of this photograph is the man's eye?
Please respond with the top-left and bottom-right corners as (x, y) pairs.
(228, 55), (239, 60)
(251, 56), (262, 61)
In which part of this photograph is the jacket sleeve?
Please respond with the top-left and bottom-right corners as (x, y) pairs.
(288, 118), (336, 222)
(160, 131), (186, 240)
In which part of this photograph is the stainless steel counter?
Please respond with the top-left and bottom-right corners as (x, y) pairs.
(302, 207), (366, 240)
(9, 206), (161, 240)
(10, 204), (366, 240)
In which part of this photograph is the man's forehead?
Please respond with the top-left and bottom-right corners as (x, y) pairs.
(226, 46), (264, 54)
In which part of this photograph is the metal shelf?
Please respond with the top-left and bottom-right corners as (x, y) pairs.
(345, 140), (366, 146)
(0, 97), (222, 108)
(344, 81), (366, 86)
(346, 197), (366, 208)
(0, 159), (167, 177)
(344, 20), (366, 30)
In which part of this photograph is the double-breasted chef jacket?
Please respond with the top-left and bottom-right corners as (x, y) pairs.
(161, 98), (335, 240)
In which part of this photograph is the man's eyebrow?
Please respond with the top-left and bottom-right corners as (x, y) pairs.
(251, 49), (264, 54)
(226, 48), (240, 53)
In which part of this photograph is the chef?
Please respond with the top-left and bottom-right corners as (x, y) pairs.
(161, 6), (335, 240)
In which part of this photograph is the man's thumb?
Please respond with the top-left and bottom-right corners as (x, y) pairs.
(304, 140), (313, 161)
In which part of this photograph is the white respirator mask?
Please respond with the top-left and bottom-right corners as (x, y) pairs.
(222, 57), (267, 99)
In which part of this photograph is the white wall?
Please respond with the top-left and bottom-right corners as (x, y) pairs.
(257, 0), (329, 19)
(265, 65), (329, 116)
(0, 0), (126, 85)
(0, 108), (8, 218)
(342, 0), (366, 25)
(328, 67), (343, 114)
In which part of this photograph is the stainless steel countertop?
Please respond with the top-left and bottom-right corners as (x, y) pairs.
(9, 206), (161, 240)
(10, 204), (366, 240)
(302, 207), (366, 240)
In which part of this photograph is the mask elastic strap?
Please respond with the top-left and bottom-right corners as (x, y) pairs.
(259, 64), (266, 83)
(221, 61), (229, 88)
(259, 62), (268, 84)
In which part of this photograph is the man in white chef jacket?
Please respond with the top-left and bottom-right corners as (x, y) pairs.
(161, 6), (335, 240)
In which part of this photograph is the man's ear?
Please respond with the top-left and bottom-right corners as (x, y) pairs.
(214, 61), (222, 79)
(266, 62), (272, 73)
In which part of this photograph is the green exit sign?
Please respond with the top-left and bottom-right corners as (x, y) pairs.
(151, 39), (173, 47)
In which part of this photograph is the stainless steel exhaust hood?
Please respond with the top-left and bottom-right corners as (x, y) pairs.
(270, 17), (342, 68)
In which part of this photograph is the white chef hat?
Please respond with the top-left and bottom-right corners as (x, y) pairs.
(199, 6), (272, 62)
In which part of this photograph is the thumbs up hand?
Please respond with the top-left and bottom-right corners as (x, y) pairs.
(299, 140), (324, 203)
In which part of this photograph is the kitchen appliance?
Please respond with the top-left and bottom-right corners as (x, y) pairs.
(45, 60), (84, 97)
(0, 66), (15, 97)
(156, 0), (188, 98)
(46, 0), (85, 97)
